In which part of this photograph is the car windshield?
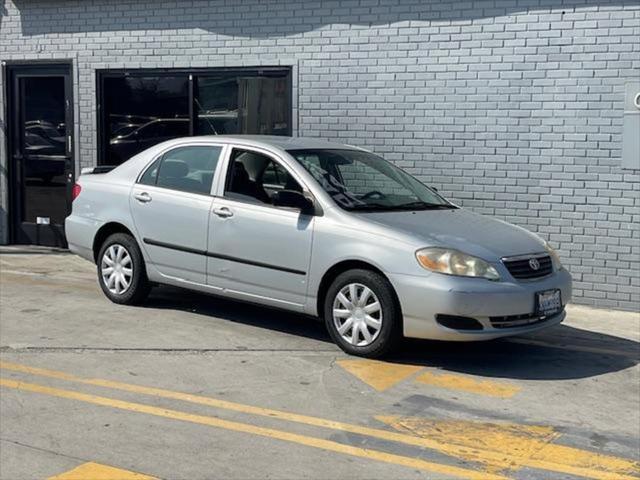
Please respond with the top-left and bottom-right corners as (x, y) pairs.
(287, 149), (456, 211)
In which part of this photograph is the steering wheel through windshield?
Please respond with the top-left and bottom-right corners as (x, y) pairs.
(361, 190), (387, 200)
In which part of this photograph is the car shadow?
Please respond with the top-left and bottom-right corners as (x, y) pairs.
(143, 286), (638, 381)
(144, 285), (332, 344)
(392, 325), (639, 381)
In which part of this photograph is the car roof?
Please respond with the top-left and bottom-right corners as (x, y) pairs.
(189, 135), (368, 152)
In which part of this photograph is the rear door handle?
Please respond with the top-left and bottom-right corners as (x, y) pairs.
(213, 207), (233, 218)
(134, 192), (152, 203)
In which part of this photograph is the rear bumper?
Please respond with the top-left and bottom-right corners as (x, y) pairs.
(389, 268), (572, 341)
(64, 214), (101, 262)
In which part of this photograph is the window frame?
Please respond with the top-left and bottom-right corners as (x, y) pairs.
(136, 143), (226, 197)
(96, 67), (293, 166)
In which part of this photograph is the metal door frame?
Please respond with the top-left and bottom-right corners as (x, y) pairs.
(4, 61), (74, 246)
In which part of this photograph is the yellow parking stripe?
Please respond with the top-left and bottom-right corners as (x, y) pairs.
(48, 462), (156, 480)
(377, 416), (640, 478)
(414, 371), (521, 398)
(336, 359), (423, 391)
(336, 359), (520, 397)
(2, 361), (638, 480)
(0, 378), (504, 480)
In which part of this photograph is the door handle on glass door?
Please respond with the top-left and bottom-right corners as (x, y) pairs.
(213, 207), (233, 218)
(134, 192), (152, 203)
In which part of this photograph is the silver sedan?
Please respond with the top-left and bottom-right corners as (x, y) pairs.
(65, 135), (572, 358)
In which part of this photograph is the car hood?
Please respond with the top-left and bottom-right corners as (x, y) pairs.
(360, 208), (545, 261)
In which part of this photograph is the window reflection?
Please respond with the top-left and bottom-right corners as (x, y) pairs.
(21, 76), (68, 224)
(23, 77), (66, 157)
(101, 70), (291, 165)
(195, 75), (289, 136)
(104, 76), (189, 164)
(238, 77), (289, 135)
(195, 76), (239, 135)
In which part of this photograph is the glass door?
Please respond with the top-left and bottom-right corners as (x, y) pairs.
(7, 64), (74, 247)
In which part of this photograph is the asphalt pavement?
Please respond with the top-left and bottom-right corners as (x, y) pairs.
(1, 251), (639, 480)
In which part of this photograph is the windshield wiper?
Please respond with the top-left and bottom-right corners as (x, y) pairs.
(395, 201), (457, 210)
(347, 201), (456, 212)
(347, 202), (394, 211)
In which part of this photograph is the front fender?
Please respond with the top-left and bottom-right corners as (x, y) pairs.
(305, 219), (425, 315)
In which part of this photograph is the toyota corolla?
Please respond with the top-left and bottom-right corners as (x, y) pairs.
(66, 136), (571, 358)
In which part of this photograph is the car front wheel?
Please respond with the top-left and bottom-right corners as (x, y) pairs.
(97, 233), (150, 305)
(324, 269), (401, 358)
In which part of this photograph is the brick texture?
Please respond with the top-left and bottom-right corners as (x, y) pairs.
(1, 0), (639, 310)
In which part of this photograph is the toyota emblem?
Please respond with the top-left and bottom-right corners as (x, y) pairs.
(529, 258), (540, 270)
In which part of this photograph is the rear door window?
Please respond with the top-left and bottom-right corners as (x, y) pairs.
(140, 145), (222, 195)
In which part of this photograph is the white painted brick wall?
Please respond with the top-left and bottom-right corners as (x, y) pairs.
(1, 0), (639, 310)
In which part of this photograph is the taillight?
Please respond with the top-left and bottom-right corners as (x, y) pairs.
(71, 183), (82, 202)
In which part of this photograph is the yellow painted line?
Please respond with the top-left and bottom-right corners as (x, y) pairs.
(0, 378), (503, 480)
(377, 416), (640, 480)
(48, 461), (156, 480)
(376, 416), (562, 473)
(337, 359), (520, 398)
(415, 371), (521, 398)
(336, 359), (423, 391)
(505, 338), (640, 360)
(2, 361), (638, 480)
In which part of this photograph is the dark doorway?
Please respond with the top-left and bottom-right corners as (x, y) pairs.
(6, 63), (74, 247)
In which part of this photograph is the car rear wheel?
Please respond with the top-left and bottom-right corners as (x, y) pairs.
(324, 269), (401, 358)
(97, 233), (150, 305)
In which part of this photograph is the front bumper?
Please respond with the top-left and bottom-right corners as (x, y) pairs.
(389, 268), (572, 341)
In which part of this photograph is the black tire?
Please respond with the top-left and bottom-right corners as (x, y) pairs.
(323, 269), (402, 358)
(97, 232), (151, 305)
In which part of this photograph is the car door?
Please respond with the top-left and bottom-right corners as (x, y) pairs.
(130, 144), (224, 284)
(207, 147), (314, 310)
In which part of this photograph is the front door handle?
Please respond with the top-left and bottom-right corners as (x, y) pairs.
(134, 192), (152, 203)
(213, 207), (233, 218)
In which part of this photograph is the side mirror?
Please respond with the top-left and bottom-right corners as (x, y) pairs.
(273, 190), (316, 215)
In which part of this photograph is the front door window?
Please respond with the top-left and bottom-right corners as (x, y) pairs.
(224, 149), (302, 205)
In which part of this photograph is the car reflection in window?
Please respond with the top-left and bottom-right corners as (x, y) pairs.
(109, 117), (189, 165)
(197, 110), (238, 135)
(24, 121), (66, 156)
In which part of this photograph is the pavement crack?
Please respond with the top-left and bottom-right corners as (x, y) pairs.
(0, 437), (89, 464)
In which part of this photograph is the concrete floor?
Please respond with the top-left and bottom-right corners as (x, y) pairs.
(0, 252), (639, 480)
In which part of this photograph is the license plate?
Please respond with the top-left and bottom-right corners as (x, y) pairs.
(536, 289), (562, 316)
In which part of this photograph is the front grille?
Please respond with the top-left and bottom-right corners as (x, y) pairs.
(490, 308), (564, 329)
(503, 254), (552, 279)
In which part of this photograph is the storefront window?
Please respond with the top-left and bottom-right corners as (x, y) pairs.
(99, 69), (291, 165)
(195, 76), (289, 136)
(194, 76), (239, 135)
(103, 76), (189, 165)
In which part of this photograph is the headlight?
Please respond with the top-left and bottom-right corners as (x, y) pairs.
(544, 241), (563, 271)
(415, 247), (500, 281)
